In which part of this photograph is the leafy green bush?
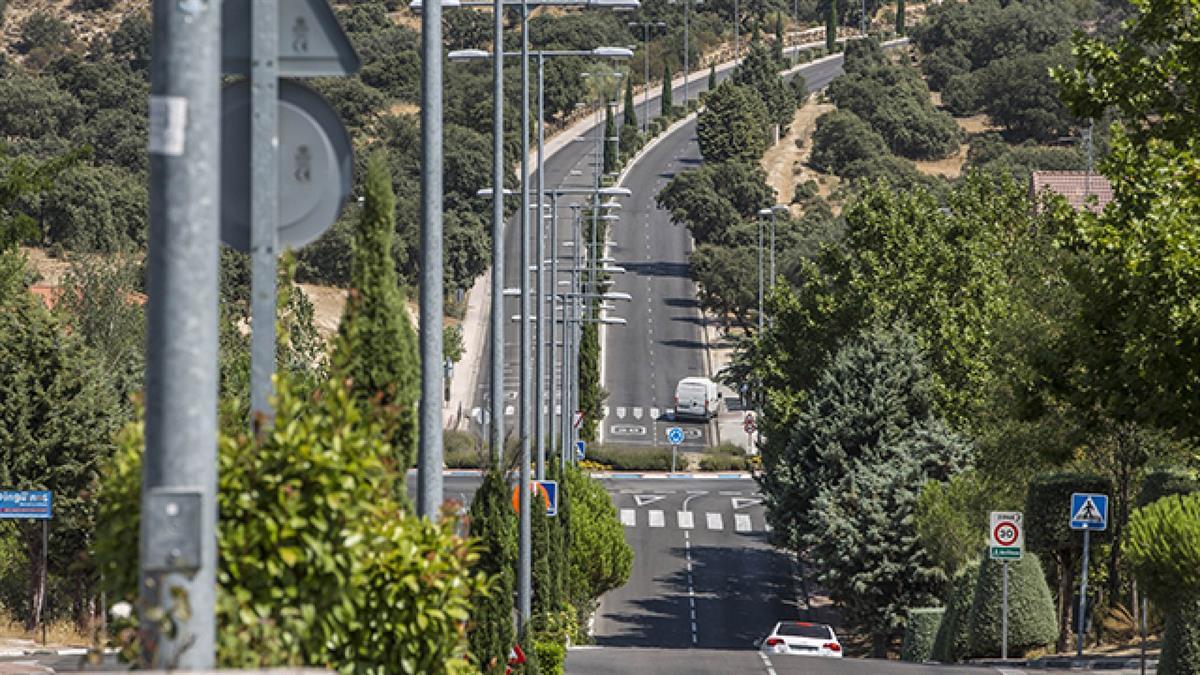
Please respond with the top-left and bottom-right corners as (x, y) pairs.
(564, 467), (632, 637)
(697, 81), (771, 163)
(1138, 467), (1199, 508)
(901, 608), (944, 662)
(585, 446), (673, 471)
(930, 559), (979, 663)
(95, 373), (491, 672)
(1126, 494), (1200, 674)
(809, 109), (889, 175)
(964, 554), (1058, 658)
(698, 455), (748, 471)
(942, 72), (983, 116)
(18, 11), (72, 54)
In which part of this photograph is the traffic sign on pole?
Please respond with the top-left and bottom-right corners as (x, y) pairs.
(1069, 493), (1109, 531)
(575, 440), (586, 461)
(0, 491), (52, 520)
(511, 481), (557, 517)
(222, 0), (362, 77)
(989, 511), (1023, 560)
(666, 426), (685, 445)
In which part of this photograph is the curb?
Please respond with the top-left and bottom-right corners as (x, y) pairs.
(426, 468), (754, 479)
(969, 657), (1157, 671)
(0, 647), (110, 657)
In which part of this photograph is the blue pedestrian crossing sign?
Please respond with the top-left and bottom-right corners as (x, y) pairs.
(1069, 493), (1108, 531)
(540, 480), (558, 517)
(575, 440), (586, 461)
(666, 426), (685, 445)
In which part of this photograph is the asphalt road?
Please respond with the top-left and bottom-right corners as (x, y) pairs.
(602, 56), (849, 450)
(565, 647), (1024, 674)
(469, 46), (853, 451)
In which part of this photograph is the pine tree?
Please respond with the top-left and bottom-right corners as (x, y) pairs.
(826, 0), (837, 51)
(623, 77), (637, 129)
(603, 105), (617, 175)
(773, 13), (786, 66)
(895, 0), (905, 34)
(762, 325), (971, 656)
(333, 150), (420, 470)
(661, 63), (674, 113)
(707, 64), (716, 91)
(468, 469), (517, 673)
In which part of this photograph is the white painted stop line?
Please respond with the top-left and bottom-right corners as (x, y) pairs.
(677, 511), (694, 529)
(649, 510), (665, 528)
(620, 509), (636, 527)
(706, 513), (723, 530)
(735, 514), (752, 532)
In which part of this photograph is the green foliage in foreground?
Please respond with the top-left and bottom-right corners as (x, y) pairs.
(468, 470), (516, 674)
(965, 555), (1058, 658)
(95, 373), (489, 673)
(900, 608), (943, 663)
(930, 560), (979, 663)
(697, 81), (770, 163)
(564, 466), (632, 631)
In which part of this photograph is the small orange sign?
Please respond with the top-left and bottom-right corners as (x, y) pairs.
(511, 481), (552, 513)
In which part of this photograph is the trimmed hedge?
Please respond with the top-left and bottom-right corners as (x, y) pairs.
(1161, 594), (1200, 675)
(931, 559), (979, 663)
(901, 607), (944, 662)
(1139, 467), (1199, 508)
(965, 554), (1058, 658)
(698, 455), (748, 471)
(1026, 472), (1113, 556)
(585, 446), (674, 471)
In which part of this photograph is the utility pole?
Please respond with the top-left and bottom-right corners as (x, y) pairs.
(518, 0), (532, 631)
(536, 51), (547, 481)
(490, 0), (506, 470)
(249, 0), (279, 432)
(141, 0), (220, 666)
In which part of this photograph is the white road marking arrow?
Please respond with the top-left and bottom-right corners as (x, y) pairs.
(633, 407), (643, 420)
(634, 494), (667, 507)
(731, 497), (764, 510)
(616, 407), (627, 419)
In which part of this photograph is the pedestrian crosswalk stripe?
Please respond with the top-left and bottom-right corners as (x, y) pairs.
(633, 407), (643, 420)
(649, 510), (665, 528)
(620, 509), (636, 527)
(735, 514), (752, 532)
(650, 407), (660, 419)
(677, 511), (694, 529)
(706, 513), (723, 530)
(616, 407), (627, 419)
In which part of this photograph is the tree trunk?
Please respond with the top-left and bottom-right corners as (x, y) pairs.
(873, 631), (889, 659)
(25, 525), (45, 632)
(1056, 551), (1074, 653)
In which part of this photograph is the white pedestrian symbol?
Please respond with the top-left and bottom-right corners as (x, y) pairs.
(1073, 497), (1104, 524)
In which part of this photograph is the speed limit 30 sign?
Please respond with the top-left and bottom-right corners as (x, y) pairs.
(989, 511), (1024, 560)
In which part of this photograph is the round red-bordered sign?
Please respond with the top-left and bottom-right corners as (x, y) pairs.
(993, 521), (1020, 547)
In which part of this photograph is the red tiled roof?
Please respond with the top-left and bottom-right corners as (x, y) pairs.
(1029, 171), (1114, 213)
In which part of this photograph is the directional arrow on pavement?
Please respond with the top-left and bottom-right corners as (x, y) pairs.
(634, 494), (667, 507)
(731, 497), (763, 510)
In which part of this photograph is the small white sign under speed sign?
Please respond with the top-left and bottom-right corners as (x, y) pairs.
(989, 511), (1024, 560)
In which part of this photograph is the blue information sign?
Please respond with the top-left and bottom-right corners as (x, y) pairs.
(0, 491), (53, 520)
(1069, 493), (1108, 531)
(575, 440), (586, 461)
(539, 480), (558, 517)
(666, 426), (685, 445)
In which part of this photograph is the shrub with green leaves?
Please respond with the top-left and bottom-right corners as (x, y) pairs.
(930, 559), (979, 663)
(1138, 467), (1199, 508)
(95, 372), (490, 673)
(584, 446), (673, 471)
(964, 554), (1058, 658)
(901, 608), (944, 662)
(564, 466), (632, 633)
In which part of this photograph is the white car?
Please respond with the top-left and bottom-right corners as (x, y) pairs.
(758, 621), (843, 658)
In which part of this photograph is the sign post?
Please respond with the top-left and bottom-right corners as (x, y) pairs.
(666, 426), (684, 472)
(989, 511), (1023, 660)
(1069, 493), (1109, 658)
(1, 491), (52, 644)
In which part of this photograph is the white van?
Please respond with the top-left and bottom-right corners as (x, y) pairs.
(674, 377), (720, 420)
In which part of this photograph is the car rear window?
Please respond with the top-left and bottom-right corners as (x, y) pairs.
(776, 623), (833, 639)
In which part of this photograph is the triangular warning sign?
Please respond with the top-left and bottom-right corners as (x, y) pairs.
(222, 0), (362, 77)
(1073, 497), (1104, 524)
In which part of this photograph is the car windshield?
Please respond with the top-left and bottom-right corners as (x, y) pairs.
(776, 623), (832, 640)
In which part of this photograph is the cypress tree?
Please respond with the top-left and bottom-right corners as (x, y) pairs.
(333, 149), (420, 470)
(623, 77), (637, 129)
(773, 14), (785, 66)
(662, 63), (673, 113)
(603, 105), (617, 175)
(468, 469), (517, 673)
(896, 0), (905, 34)
(707, 63), (716, 91)
(826, 0), (837, 51)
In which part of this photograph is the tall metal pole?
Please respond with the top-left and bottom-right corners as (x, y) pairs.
(1077, 529), (1091, 658)
(757, 215), (764, 333)
(489, 0), (506, 469)
(571, 205), (583, 454)
(142, 0), (219, 665)
(734, 0), (739, 63)
(418, 0), (445, 520)
(1002, 560), (1009, 660)
(683, 0), (690, 102)
(643, 25), (651, 132)
(249, 0), (279, 432)
(549, 192), (560, 473)
(535, 52), (547, 481)
(769, 211), (776, 285)
(517, 0), (533, 631)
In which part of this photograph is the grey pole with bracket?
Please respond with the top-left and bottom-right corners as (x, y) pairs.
(1077, 528), (1091, 658)
(490, 0), (506, 470)
(536, 51), (547, 481)
(418, 0), (446, 520)
(249, 0), (279, 432)
(1002, 560), (1009, 660)
(518, 0), (533, 630)
(142, 0), (221, 665)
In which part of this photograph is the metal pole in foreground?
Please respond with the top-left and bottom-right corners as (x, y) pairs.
(769, 211), (776, 285)
(142, 0), (220, 665)
(1077, 529), (1091, 658)
(683, 0), (690, 103)
(757, 214), (764, 333)
(518, 0), (533, 630)
(642, 25), (650, 132)
(489, 0), (506, 469)
(549, 193), (559, 474)
(1002, 560), (1009, 660)
(249, 0), (279, 432)
(418, 0), (445, 520)
(535, 52), (547, 481)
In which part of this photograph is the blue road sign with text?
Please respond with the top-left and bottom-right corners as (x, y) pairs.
(0, 491), (52, 520)
(1070, 493), (1108, 531)
(575, 440), (586, 461)
(666, 426), (685, 445)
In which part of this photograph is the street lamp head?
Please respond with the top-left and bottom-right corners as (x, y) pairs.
(409, 0), (462, 11)
(477, 187), (515, 197)
(757, 207), (773, 216)
(598, 186), (633, 197)
(591, 46), (635, 59)
(448, 48), (490, 62)
(588, 0), (641, 8)
(600, 199), (622, 209)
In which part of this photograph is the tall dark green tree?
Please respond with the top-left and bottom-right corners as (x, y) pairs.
(467, 470), (517, 673)
(761, 325), (971, 656)
(333, 149), (420, 470)
(773, 13), (786, 66)
(732, 37), (794, 129)
(661, 63), (673, 112)
(708, 64), (717, 91)
(696, 81), (771, 163)
(896, 0), (905, 34)
(826, 0), (837, 51)
(0, 291), (122, 630)
(603, 105), (617, 175)
(622, 77), (636, 128)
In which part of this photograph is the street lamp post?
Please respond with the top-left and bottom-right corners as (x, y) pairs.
(757, 205), (787, 329)
(628, 21), (666, 133)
